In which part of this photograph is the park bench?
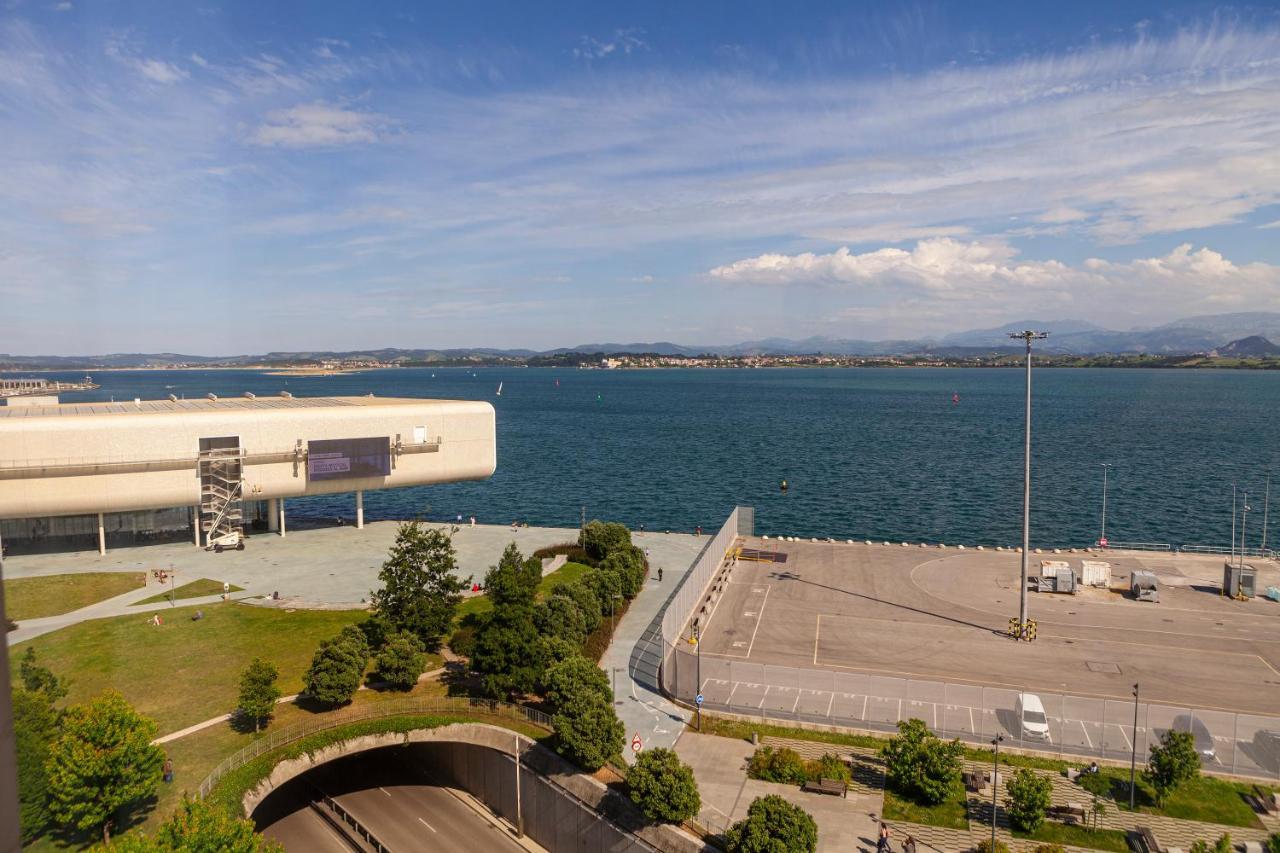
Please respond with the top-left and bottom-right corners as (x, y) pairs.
(1046, 804), (1086, 825)
(962, 770), (989, 793)
(1128, 826), (1165, 853)
(1247, 784), (1279, 815)
(801, 778), (847, 798)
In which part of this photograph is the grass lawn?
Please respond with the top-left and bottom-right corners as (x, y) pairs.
(133, 578), (244, 606)
(882, 787), (969, 830)
(9, 601), (367, 733)
(455, 560), (595, 622)
(1012, 821), (1130, 852)
(4, 572), (145, 621)
(1079, 769), (1268, 829)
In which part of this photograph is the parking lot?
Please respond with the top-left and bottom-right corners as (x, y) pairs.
(675, 539), (1280, 776)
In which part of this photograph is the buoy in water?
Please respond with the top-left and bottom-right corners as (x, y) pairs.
(780, 479), (789, 492)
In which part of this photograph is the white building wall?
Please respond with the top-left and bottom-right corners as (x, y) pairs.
(0, 398), (496, 519)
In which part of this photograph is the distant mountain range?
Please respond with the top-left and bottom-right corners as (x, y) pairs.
(3, 311), (1280, 369)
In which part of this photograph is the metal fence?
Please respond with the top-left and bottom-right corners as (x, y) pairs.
(196, 696), (553, 799)
(660, 506), (746, 696)
(666, 647), (1280, 782)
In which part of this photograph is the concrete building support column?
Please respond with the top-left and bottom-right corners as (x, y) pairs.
(279, 499), (286, 538)
(356, 490), (364, 529)
(97, 512), (106, 555)
(193, 506), (201, 547)
(267, 498), (279, 533)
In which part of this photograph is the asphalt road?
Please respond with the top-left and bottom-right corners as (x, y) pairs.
(259, 750), (529, 852)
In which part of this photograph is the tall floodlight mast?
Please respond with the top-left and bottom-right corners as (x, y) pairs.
(1009, 330), (1048, 639)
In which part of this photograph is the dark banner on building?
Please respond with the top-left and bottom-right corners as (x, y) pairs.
(307, 436), (391, 481)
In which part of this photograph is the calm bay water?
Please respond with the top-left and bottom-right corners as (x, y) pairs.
(24, 366), (1280, 548)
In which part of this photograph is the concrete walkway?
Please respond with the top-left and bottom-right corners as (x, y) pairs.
(597, 531), (708, 763)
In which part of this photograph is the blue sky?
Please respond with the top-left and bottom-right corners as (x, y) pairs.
(2, 0), (1279, 354)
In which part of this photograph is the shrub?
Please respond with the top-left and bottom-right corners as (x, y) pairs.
(375, 631), (427, 690)
(1032, 846), (1066, 853)
(579, 520), (632, 561)
(532, 542), (596, 566)
(304, 633), (367, 707)
(1005, 767), (1053, 833)
(538, 635), (580, 669)
(447, 621), (477, 658)
(724, 795), (817, 853)
(1264, 832), (1280, 853)
(1146, 729), (1200, 806)
(20, 647), (68, 701)
(746, 746), (808, 784)
(1190, 836), (1232, 853)
(601, 549), (645, 598)
(470, 605), (545, 698)
(804, 753), (852, 783)
(881, 718), (964, 806)
(591, 565), (629, 608)
(552, 581), (603, 633)
(975, 841), (1011, 853)
(98, 795), (283, 851)
(534, 595), (588, 646)
(627, 747), (701, 823)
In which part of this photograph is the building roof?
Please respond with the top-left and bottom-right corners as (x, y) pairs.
(0, 395), (444, 419)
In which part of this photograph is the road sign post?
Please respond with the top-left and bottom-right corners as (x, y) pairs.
(631, 733), (643, 754)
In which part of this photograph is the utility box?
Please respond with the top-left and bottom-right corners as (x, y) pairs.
(1081, 560), (1112, 588)
(1131, 570), (1159, 603)
(1040, 559), (1069, 578)
(1223, 563), (1257, 599)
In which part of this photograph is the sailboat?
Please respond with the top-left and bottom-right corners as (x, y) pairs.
(496, 382), (503, 396)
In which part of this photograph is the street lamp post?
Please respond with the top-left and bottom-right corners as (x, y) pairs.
(513, 732), (523, 837)
(1231, 484), (1237, 563)
(1130, 683), (1139, 811)
(1240, 491), (1251, 569)
(695, 627), (703, 732)
(991, 734), (1004, 850)
(1099, 463), (1112, 546)
(1009, 330), (1048, 638)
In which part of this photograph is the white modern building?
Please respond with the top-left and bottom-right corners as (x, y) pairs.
(0, 393), (496, 554)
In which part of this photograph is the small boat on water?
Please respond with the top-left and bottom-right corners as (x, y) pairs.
(496, 382), (503, 396)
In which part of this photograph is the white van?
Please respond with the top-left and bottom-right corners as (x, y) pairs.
(1015, 693), (1050, 740)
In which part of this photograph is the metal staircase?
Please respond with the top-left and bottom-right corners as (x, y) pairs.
(198, 441), (244, 551)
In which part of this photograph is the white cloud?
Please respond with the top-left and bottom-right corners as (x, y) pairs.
(104, 36), (187, 84)
(57, 205), (152, 236)
(708, 239), (1280, 330)
(249, 102), (386, 147)
(574, 28), (647, 60)
(53, 2), (72, 11)
(189, 52), (208, 68)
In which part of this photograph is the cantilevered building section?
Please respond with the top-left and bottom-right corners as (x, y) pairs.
(0, 394), (496, 553)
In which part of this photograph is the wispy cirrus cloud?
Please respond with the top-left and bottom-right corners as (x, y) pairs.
(249, 102), (388, 147)
(573, 28), (647, 60)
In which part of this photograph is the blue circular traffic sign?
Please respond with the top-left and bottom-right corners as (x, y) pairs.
(695, 694), (704, 705)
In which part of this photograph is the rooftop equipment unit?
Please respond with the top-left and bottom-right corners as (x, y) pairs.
(1130, 570), (1159, 603)
(1081, 560), (1112, 588)
(1223, 562), (1257, 599)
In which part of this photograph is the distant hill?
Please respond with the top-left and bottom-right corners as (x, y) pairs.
(5, 311), (1280, 367)
(1216, 336), (1280, 357)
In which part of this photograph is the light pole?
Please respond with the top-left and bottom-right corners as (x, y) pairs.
(1231, 484), (1237, 563)
(1241, 491), (1252, 568)
(1009, 330), (1048, 638)
(1099, 463), (1112, 546)
(1129, 683), (1139, 811)
(513, 732), (523, 837)
(1262, 475), (1271, 553)
(991, 733), (1004, 850)
(696, 628), (703, 732)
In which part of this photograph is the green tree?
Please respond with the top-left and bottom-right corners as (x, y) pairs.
(579, 520), (632, 561)
(600, 549), (645, 598)
(470, 605), (546, 698)
(45, 690), (164, 844)
(552, 581), (603, 633)
(627, 747), (701, 824)
(237, 658), (281, 733)
(724, 795), (818, 853)
(538, 635), (580, 669)
(370, 522), (470, 649)
(20, 646), (68, 701)
(96, 795), (283, 851)
(879, 718), (964, 805)
(14, 688), (59, 842)
(376, 631), (428, 690)
(484, 544), (541, 609)
(304, 632), (367, 707)
(543, 655), (612, 710)
(1005, 768), (1053, 833)
(1146, 729), (1200, 806)
(553, 696), (625, 771)
(582, 569), (623, 618)
(535, 595), (588, 646)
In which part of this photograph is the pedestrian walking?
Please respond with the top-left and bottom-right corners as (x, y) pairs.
(877, 822), (892, 853)
(902, 835), (916, 853)
(162, 758), (173, 783)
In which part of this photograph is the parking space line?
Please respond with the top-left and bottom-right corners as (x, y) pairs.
(968, 707), (975, 733)
(759, 685), (770, 709)
(1118, 723), (1132, 752)
(813, 614), (821, 665)
(744, 586), (771, 659)
(862, 695), (868, 720)
(826, 692), (834, 717)
(1078, 720), (1093, 749)
(726, 682), (739, 705)
(792, 692), (801, 713)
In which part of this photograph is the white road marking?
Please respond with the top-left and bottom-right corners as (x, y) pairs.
(418, 817), (437, 833)
(1078, 720), (1093, 749)
(744, 586), (771, 658)
(813, 614), (822, 665)
(826, 692), (835, 717)
(968, 707), (975, 733)
(726, 682), (739, 705)
(861, 694), (868, 720)
(378, 787), (391, 797)
(759, 685), (770, 709)
(1118, 723), (1133, 752)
